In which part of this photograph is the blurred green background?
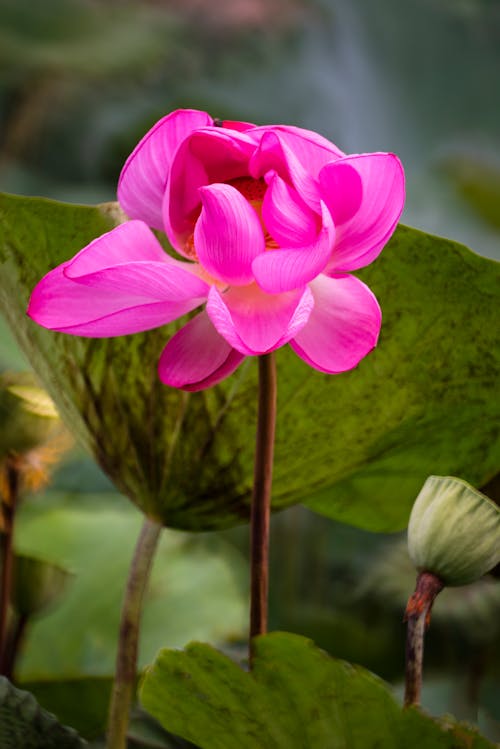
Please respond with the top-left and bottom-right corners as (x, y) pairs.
(1, 0), (500, 258)
(0, 0), (499, 745)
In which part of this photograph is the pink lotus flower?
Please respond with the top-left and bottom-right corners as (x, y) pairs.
(28, 109), (405, 391)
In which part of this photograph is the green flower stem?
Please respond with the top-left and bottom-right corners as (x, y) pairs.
(250, 352), (277, 665)
(106, 516), (162, 749)
(404, 571), (444, 707)
(0, 457), (19, 675)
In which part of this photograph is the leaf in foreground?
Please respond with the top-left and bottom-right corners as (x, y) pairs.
(0, 676), (84, 749)
(140, 632), (494, 749)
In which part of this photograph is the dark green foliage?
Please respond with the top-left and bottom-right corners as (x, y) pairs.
(0, 676), (85, 748)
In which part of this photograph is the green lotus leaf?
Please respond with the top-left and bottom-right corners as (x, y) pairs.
(1, 193), (499, 531)
(140, 631), (494, 749)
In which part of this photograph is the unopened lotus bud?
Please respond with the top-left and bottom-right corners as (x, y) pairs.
(0, 373), (60, 459)
(407, 475), (500, 587)
(12, 554), (73, 618)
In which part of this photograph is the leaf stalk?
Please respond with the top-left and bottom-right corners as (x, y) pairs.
(0, 457), (20, 674)
(106, 515), (162, 749)
(249, 352), (277, 665)
(404, 570), (443, 707)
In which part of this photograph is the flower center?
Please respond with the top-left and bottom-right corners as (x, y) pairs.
(227, 177), (279, 250)
(182, 175), (279, 263)
(183, 232), (198, 260)
(226, 176), (267, 203)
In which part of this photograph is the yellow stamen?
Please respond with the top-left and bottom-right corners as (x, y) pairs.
(182, 176), (280, 264)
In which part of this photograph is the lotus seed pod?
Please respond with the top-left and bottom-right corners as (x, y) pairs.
(407, 475), (500, 587)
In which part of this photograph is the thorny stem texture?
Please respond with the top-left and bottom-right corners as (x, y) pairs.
(249, 352), (277, 665)
(106, 516), (162, 749)
(404, 570), (444, 707)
